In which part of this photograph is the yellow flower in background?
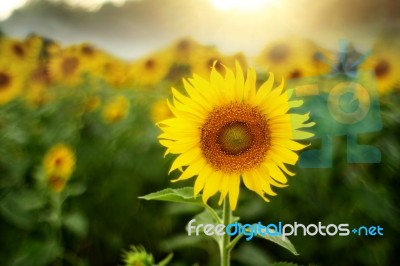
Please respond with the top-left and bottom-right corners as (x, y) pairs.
(25, 63), (53, 108)
(102, 57), (131, 88)
(43, 144), (76, 192)
(189, 47), (233, 78)
(158, 63), (314, 210)
(72, 43), (107, 78)
(48, 49), (83, 87)
(0, 37), (39, 73)
(359, 49), (400, 95)
(25, 84), (51, 108)
(102, 95), (130, 123)
(256, 37), (331, 80)
(0, 63), (24, 105)
(130, 51), (173, 87)
(46, 41), (62, 56)
(24, 35), (44, 61)
(84, 95), (101, 113)
(151, 99), (173, 123)
(168, 37), (203, 65)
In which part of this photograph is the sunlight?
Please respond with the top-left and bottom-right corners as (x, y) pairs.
(0, 0), (29, 21)
(209, 0), (278, 11)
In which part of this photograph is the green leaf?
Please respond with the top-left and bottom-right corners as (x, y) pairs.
(0, 193), (34, 229)
(246, 227), (298, 255)
(139, 187), (202, 205)
(63, 182), (87, 197)
(11, 240), (63, 266)
(63, 211), (89, 238)
(233, 242), (272, 266)
(271, 262), (299, 266)
(157, 253), (173, 266)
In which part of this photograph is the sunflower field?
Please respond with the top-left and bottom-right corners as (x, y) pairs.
(0, 22), (400, 266)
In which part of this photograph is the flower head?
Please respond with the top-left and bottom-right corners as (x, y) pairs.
(43, 144), (76, 192)
(122, 245), (154, 266)
(158, 63), (314, 210)
(0, 63), (23, 105)
(102, 95), (130, 123)
(359, 48), (400, 95)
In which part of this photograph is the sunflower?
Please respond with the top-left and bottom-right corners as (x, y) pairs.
(43, 144), (76, 178)
(168, 37), (203, 65)
(101, 57), (131, 88)
(0, 37), (38, 73)
(256, 37), (330, 79)
(0, 63), (24, 105)
(48, 49), (83, 87)
(102, 95), (130, 123)
(189, 47), (233, 79)
(72, 43), (107, 77)
(158, 63), (314, 210)
(359, 48), (400, 95)
(130, 51), (173, 87)
(43, 144), (76, 192)
(25, 63), (52, 108)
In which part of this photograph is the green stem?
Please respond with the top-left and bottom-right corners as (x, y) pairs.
(227, 234), (243, 251)
(220, 199), (231, 266)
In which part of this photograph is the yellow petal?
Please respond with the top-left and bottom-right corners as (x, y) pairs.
(244, 68), (256, 103)
(172, 159), (206, 182)
(228, 175), (240, 210)
(264, 161), (287, 184)
(202, 171), (222, 204)
(169, 147), (201, 174)
(218, 174), (230, 205)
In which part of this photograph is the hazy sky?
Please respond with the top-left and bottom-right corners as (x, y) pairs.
(1, 0), (399, 59)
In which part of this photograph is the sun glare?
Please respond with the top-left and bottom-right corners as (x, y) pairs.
(0, 0), (29, 21)
(209, 0), (277, 11)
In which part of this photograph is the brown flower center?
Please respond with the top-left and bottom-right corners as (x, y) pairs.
(61, 57), (79, 76)
(289, 69), (302, 79)
(0, 72), (11, 91)
(374, 60), (390, 78)
(12, 44), (25, 58)
(177, 40), (190, 52)
(81, 45), (95, 56)
(207, 58), (224, 73)
(201, 103), (270, 173)
(145, 59), (156, 70)
(268, 44), (289, 63)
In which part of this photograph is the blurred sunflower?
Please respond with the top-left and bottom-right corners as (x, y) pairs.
(84, 95), (101, 113)
(48, 49), (83, 87)
(168, 37), (203, 65)
(0, 37), (38, 73)
(0, 63), (24, 105)
(24, 35), (44, 61)
(189, 47), (232, 78)
(43, 144), (76, 192)
(359, 49), (400, 95)
(25, 63), (52, 108)
(158, 63), (314, 210)
(151, 99), (173, 123)
(130, 51), (173, 87)
(73, 43), (107, 77)
(102, 95), (130, 123)
(102, 57), (131, 88)
(256, 37), (329, 79)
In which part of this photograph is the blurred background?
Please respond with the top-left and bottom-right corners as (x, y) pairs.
(0, 0), (399, 265)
